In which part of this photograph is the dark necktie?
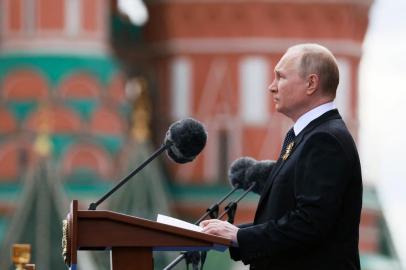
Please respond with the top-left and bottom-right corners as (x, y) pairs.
(280, 128), (295, 159)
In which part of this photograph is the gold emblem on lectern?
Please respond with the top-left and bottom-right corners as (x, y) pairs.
(12, 244), (31, 270)
(282, 142), (295, 161)
(62, 219), (71, 265)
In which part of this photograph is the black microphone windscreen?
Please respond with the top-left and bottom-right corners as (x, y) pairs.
(166, 147), (190, 164)
(245, 160), (276, 194)
(228, 157), (256, 189)
(165, 118), (208, 163)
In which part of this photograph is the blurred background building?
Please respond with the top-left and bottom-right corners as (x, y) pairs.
(0, 0), (401, 269)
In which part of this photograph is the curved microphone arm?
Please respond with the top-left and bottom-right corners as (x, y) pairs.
(218, 182), (256, 222)
(197, 184), (241, 222)
(162, 185), (241, 270)
(162, 182), (254, 270)
(88, 141), (173, 210)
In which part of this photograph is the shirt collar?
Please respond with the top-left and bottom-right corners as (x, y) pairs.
(293, 102), (336, 136)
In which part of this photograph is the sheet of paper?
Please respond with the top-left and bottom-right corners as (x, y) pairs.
(157, 214), (203, 232)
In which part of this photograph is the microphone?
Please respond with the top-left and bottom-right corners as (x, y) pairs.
(88, 118), (207, 210)
(165, 158), (275, 270)
(228, 157), (257, 189)
(196, 156), (256, 222)
(245, 160), (276, 194)
(163, 157), (256, 270)
(165, 118), (207, 163)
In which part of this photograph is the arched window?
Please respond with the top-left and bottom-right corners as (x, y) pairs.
(0, 108), (18, 134)
(90, 105), (126, 136)
(24, 105), (82, 133)
(58, 73), (101, 99)
(58, 73), (103, 121)
(1, 70), (49, 100)
(1, 70), (49, 122)
(61, 142), (114, 180)
(0, 139), (33, 181)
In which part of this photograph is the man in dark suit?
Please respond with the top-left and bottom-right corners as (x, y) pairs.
(201, 43), (362, 270)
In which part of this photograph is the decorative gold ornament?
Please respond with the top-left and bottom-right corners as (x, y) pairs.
(62, 219), (71, 265)
(282, 142), (295, 160)
(12, 244), (31, 270)
(34, 102), (52, 157)
(34, 133), (52, 157)
(126, 77), (152, 142)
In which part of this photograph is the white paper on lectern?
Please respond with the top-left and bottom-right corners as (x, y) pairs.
(157, 214), (203, 232)
(155, 214), (228, 252)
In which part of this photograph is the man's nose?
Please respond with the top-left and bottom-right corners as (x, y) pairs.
(268, 80), (277, 93)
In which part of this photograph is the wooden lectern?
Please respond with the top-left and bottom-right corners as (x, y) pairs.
(62, 200), (231, 270)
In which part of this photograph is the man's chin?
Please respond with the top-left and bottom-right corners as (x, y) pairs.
(275, 107), (288, 116)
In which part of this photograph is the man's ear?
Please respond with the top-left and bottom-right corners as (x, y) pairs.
(306, 74), (319, 95)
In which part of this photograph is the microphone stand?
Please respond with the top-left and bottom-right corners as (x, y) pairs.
(88, 142), (173, 210)
(195, 182), (256, 270)
(198, 184), (241, 222)
(163, 185), (241, 270)
(218, 182), (256, 223)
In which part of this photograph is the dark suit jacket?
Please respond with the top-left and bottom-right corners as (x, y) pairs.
(230, 109), (362, 270)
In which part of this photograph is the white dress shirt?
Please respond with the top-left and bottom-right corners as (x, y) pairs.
(293, 102), (336, 136)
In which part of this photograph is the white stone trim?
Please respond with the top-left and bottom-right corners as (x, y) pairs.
(335, 57), (352, 122)
(65, 0), (81, 36)
(0, 0), (6, 37)
(24, 0), (36, 34)
(239, 56), (270, 125)
(170, 57), (192, 119)
(0, 37), (110, 56)
(149, 38), (364, 57)
(147, 0), (373, 6)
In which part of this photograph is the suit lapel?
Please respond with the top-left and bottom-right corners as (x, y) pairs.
(255, 110), (341, 219)
(255, 136), (302, 216)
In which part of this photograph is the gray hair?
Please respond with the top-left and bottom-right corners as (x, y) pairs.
(289, 44), (339, 98)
